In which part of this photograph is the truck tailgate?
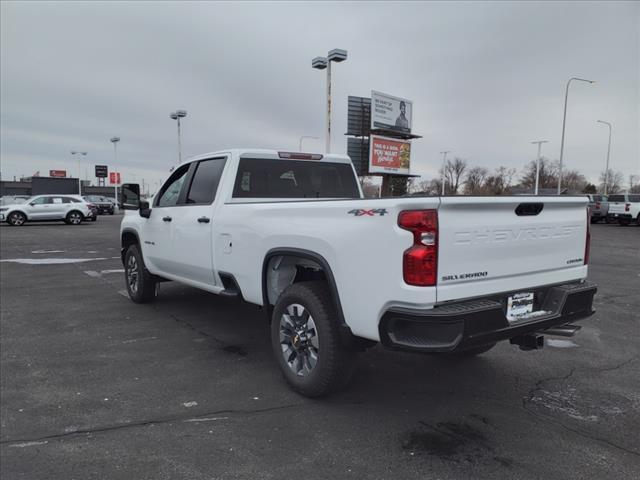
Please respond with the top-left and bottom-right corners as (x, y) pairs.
(437, 196), (589, 302)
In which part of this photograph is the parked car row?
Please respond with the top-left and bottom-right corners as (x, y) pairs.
(0, 194), (96, 226)
(587, 193), (640, 226)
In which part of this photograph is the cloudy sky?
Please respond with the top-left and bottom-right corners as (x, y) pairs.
(1, 1), (638, 190)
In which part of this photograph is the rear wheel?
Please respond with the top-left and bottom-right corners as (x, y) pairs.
(124, 244), (157, 303)
(7, 211), (26, 226)
(271, 281), (356, 397)
(65, 210), (83, 225)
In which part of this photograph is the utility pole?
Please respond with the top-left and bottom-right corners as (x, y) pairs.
(596, 120), (612, 195)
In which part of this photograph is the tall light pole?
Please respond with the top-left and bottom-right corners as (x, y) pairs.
(558, 77), (595, 194)
(596, 120), (612, 195)
(110, 137), (120, 210)
(312, 48), (348, 153)
(170, 110), (187, 163)
(440, 151), (450, 195)
(531, 140), (549, 195)
(71, 150), (87, 195)
(299, 135), (319, 151)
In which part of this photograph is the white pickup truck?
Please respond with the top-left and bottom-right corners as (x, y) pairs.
(120, 149), (597, 397)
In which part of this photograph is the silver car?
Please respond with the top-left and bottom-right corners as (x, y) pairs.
(0, 194), (94, 226)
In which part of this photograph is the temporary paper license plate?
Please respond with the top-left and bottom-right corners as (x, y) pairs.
(507, 292), (534, 322)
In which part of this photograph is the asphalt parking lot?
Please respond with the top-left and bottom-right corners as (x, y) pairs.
(1, 215), (638, 480)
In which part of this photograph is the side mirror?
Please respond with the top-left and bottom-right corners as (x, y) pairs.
(121, 183), (140, 210)
(140, 200), (151, 218)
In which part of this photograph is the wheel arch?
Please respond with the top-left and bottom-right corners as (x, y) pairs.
(121, 229), (141, 265)
(262, 248), (347, 328)
(7, 209), (28, 221)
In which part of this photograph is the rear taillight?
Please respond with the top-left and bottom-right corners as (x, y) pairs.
(584, 207), (591, 265)
(625, 203), (630, 212)
(595, 202), (601, 209)
(398, 210), (438, 286)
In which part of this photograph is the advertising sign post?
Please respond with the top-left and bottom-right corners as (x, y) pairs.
(49, 170), (67, 178)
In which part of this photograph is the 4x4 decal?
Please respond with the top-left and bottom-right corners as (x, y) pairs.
(347, 208), (388, 217)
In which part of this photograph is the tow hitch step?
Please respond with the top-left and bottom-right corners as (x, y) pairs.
(542, 324), (582, 337)
(510, 334), (544, 351)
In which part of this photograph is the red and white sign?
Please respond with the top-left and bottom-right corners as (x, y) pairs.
(109, 172), (121, 185)
(369, 135), (411, 175)
(49, 170), (67, 178)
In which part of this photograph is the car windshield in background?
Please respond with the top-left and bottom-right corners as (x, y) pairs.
(608, 195), (626, 202)
(232, 158), (360, 199)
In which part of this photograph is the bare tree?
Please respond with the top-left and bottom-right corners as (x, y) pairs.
(629, 175), (640, 194)
(562, 169), (588, 192)
(520, 157), (558, 189)
(463, 167), (489, 194)
(599, 169), (624, 194)
(483, 166), (517, 195)
(439, 157), (468, 194)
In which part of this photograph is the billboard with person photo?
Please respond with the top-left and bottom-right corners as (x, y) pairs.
(371, 90), (413, 134)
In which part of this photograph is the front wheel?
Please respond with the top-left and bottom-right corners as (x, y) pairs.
(271, 281), (356, 397)
(124, 244), (157, 303)
(65, 210), (83, 225)
(7, 211), (27, 226)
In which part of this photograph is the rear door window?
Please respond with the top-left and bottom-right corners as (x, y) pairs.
(629, 195), (640, 202)
(232, 158), (359, 199)
(185, 158), (227, 204)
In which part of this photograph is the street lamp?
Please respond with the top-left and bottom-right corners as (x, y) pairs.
(440, 151), (450, 195)
(71, 150), (87, 195)
(558, 77), (595, 194)
(531, 140), (549, 195)
(299, 135), (319, 151)
(312, 48), (348, 153)
(170, 109), (187, 163)
(110, 137), (120, 210)
(596, 120), (612, 195)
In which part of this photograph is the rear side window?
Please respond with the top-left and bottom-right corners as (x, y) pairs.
(186, 158), (227, 204)
(629, 195), (640, 202)
(608, 195), (625, 202)
(232, 158), (359, 199)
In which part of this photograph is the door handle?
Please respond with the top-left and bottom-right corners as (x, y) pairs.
(197, 216), (210, 223)
(162, 216), (172, 222)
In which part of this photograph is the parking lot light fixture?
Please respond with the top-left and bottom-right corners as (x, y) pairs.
(531, 140), (549, 195)
(71, 151), (87, 195)
(596, 120), (612, 195)
(440, 151), (450, 195)
(558, 77), (595, 195)
(170, 110), (187, 164)
(312, 49), (348, 153)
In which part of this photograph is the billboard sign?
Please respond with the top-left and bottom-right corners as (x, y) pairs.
(49, 170), (67, 178)
(95, 165), (108, 178)
(369, 135), (411, 175)
(109, 172), (121, 185)
(371, 90), (412, 134)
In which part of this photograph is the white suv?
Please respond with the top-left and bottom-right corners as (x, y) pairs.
(607, 194), (640, 226)
(0, 194), (94, 226)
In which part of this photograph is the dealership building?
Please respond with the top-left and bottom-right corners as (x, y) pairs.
(0, 176), (117, 198)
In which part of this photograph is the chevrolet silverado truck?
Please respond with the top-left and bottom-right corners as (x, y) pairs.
(119, 149), (597, 397)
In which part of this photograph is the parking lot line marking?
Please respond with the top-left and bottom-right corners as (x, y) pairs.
(83, 269), (124, 278)
(8, 440), (48, 448)
(121, 336), (157, 344)
(1, 258), (108, 265)
(183, 417), (228, 423)
(31, 250), (66, 254)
